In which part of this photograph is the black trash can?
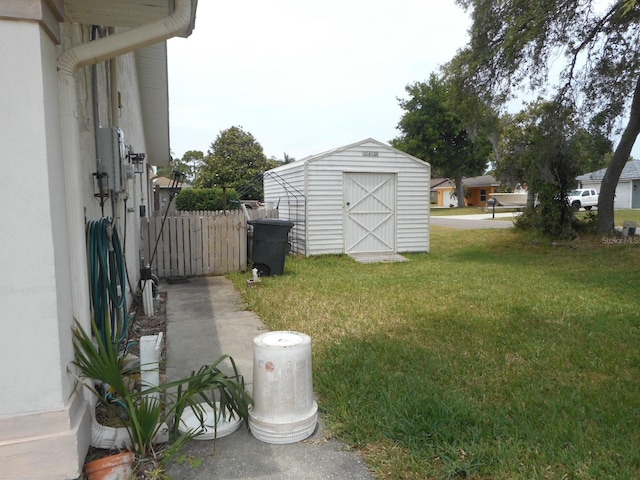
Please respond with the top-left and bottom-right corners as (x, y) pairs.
(248, 219), (294, 276)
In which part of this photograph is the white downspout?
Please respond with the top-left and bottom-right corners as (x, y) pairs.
(57, 0), (193, 329)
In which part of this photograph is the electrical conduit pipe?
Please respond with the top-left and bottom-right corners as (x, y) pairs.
(140, 333), (163, 405)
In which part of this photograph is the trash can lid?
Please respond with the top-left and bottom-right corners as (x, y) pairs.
(248, 218), (294, 227)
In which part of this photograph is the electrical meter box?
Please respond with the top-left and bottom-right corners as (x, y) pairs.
(97, 127), (127, 193)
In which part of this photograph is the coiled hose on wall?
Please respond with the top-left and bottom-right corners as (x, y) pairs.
(86, 218), (129, 346)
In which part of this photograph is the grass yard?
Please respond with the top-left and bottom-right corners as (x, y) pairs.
(614, 209), (640, 225)
(431, 207), (490, 216)
(230, 228), (640, 479)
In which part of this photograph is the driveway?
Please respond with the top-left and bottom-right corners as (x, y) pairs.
(430, 212), (519, 229)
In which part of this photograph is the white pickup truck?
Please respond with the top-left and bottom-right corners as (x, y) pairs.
(567, 189), (599, 211)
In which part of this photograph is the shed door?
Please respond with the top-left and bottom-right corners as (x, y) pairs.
(344, 172), (396, 253)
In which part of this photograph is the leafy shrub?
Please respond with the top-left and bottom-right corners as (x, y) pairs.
(175, 188), (240, 211)
(574, 210), (599, 234)
(514, 182), (578, 239)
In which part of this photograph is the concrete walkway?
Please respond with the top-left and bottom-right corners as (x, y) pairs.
(163, 276), (374, 480)
(433, 212), (521, 220)
(431, 211), (519, 229)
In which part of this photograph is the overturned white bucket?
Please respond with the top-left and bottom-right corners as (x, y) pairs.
(249, 331), (318, 444)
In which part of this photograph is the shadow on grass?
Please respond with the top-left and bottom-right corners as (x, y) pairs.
(313, 331), (640, 479)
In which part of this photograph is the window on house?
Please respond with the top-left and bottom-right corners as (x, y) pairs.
(480, 189), (487, 201)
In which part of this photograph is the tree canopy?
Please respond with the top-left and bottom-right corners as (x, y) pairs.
(453, 0), (640, 232)
(494, 99), (613, 237)
(391, 74), (492, 207)
(180, 150), (204, 184)
(156, 150), (203, 185)
(496, 99), (612, 189)
(197, 126), (278, 200)
(174, 187), (240, 211)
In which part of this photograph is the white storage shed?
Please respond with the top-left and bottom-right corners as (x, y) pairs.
(263, 138), (431, 257)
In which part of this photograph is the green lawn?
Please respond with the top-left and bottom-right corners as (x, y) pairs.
(230, 228), (640, 479)
(613, 209), (640, 225)
(431, 206), (489, 216)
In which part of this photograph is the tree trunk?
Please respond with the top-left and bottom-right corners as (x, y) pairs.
(597, 75), (640, 233)
(455, 175), (466, 207)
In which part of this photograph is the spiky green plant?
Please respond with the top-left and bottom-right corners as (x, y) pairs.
(72, 319), (252, 458)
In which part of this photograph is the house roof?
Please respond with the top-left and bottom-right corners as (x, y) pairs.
(431, 175), (499, 190)
(431, 178), (451, 189)
(577, 160), (640, 182)
(135, 43), (171, 167)
(153, 176), (186, 189)
(64, 0), (199, 167)
(65, 0), (198, 38)
(462, 174), (499, 188)
(267, 138), (430, 174)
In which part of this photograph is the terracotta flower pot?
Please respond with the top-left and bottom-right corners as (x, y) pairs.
(84, 451), (135, 480)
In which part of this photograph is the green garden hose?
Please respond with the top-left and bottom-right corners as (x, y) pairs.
(86, 218), (129, 346)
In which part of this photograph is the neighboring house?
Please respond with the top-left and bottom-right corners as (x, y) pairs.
(263, 138), (431, 256)
(577, 160), (640, 209)
(153, 175), (187, 215)
(0, 2), (198, 478)
(432, 175), (501, 207)
(430, 178), (450, 204)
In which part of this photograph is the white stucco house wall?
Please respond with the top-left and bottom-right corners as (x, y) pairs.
(577, 160), (640, 209)
(263, 139), (431, 256)
(0, 2), (198, 478)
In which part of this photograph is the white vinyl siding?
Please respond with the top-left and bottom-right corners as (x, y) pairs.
(263, 139), (430, 256)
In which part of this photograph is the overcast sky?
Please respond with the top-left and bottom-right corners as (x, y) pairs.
(167, 1), (471, 162)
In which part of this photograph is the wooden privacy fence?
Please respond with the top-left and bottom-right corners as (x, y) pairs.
(143, 209), (276, 279)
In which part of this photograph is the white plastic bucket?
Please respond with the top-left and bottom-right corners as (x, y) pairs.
(249, 331), (318, 444)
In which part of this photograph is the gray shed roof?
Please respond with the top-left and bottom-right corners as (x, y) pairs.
(269, 138), (429, 175)
(577, 160), (640, 182)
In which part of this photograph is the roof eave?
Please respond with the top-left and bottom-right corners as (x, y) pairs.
(65, 0), (198, 37)
(136, 43), (171, 166)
